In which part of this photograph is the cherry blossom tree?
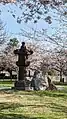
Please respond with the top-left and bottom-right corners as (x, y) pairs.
(40, 48), (67, 82)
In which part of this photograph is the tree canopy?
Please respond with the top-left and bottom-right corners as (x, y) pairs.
(0, 0), (67, 79)
(0, 0), (67, 24)
(0, 19), (6, 45)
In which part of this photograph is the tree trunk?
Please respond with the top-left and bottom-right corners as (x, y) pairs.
(10, 70), (12, 81)
(60, 70), (63, 82)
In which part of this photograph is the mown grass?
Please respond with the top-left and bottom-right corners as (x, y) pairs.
(0, 82), (67, 119)
(0, 89), (67, 119)
(0, 81), (14, 87)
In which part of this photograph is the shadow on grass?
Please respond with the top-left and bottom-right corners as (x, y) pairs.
(47, 102), (67, 114)
(0, 102), (47, 111)
(0, 102), (22, 111)
(0, 88), (67, 98)
(25, 90), (67, 98)
(0, 101), (67, 117)
(0, 113), (47, 119)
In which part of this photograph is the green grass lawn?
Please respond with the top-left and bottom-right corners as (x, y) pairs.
(0, 81), (14, 87)
(0, 82), (67, 119)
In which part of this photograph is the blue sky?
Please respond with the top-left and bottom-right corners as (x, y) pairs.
(0, 2), (67, 49)
(0, 3), (60, 35)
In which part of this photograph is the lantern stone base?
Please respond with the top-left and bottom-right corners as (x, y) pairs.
(14, 80), (26, 90)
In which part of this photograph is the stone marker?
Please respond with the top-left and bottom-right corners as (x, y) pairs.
(46, 77), (57, 90)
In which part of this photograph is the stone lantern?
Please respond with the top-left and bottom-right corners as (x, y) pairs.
(14, 42), (33, 90)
